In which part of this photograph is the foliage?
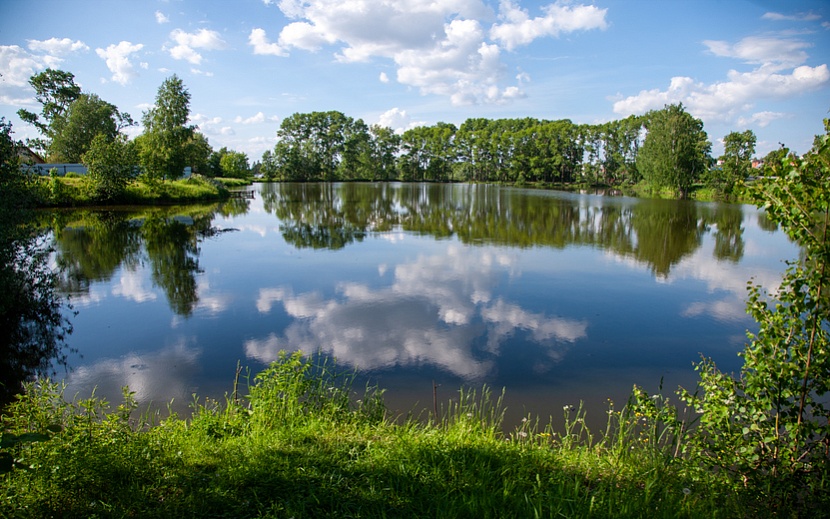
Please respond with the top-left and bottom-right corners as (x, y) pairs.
(49, 93), (134, 163)
(637, 104), (712, 196)
(218, 150), (249, 178)
(138, 75), (194, 181)
(654, 119), (830, 509)
(0, 353), (758, 518)
(708, 129), (756, 197)
(82, 133), (138, 201)
(0, 118), (73, 406)
(16, 68), (82, 153)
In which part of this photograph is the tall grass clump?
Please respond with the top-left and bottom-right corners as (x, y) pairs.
(3, 351), (745, 518)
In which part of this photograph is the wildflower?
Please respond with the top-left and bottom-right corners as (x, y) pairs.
(518, 431), (528, 438)
(682, 488), (691, 496)
(563, 404), (575, 412)
(521, 417), (528, 423)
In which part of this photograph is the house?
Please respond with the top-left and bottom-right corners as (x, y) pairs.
(17, 145), (45, 165)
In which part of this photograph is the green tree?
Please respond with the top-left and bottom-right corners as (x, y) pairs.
(139, 75), (194, 181)
(368, 125), (401, 181)
(711, 129), (756, 196)
(0, 118), (72, 405)
(82, 133), (137, 201)
(16, 68), (82, 154)
(762, 144), (796, 177)
(636, 103), (711, 196)
(183, 132), (213, 175)
(677, 117), (830, 499)
(49, 93), (134, 163)
(219, 150), (249, 178)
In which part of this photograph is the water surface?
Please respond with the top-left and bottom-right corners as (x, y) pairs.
(52, 183), (797, 425)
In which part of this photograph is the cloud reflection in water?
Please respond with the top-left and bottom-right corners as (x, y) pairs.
(246, 245), (588, 379)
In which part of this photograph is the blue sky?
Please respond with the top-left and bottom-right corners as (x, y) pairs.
(1, 0), (828, 160)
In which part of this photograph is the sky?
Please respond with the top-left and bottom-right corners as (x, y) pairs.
(1, 0), (829, 161)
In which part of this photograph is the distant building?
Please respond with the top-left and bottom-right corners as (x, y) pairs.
(17, 145), (45, 165)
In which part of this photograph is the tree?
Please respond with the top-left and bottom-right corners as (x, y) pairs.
(219, 150), (249, 178)
(0, 118), (72, 405)
(636, 103), (711, 196)
(48, 93), (134, 163)
(139, 75), (194, 181)
(82, 133), (138, 201)
(676, 117), (830, 498)
(16, 68), (82, 154)
(368, 125), (401, 181)
(710, 129), (756, 196)
(183, 132), (213, 175)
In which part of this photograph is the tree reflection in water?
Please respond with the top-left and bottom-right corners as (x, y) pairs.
(261, 182), (747, 276)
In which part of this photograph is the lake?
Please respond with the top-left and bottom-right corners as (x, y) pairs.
(49, 182), (797, 427)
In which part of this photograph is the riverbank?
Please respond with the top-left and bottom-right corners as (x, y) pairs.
(2, 353), (825, 518)
(30, 173), (231, 208)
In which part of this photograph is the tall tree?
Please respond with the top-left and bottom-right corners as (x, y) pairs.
(49, 93), (134, 163)
(82, 133), (138, 201)
(636, 103), (711, 196)
(219, 150), (249, 178)
(139, 75), (194, 181)
(16, 68), (82, 154)
(713, 129), (756, 196)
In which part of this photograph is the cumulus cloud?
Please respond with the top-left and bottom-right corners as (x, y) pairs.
(234, 111), (278, 124)
(0, 38), (89, 104)
(256, 0), (604, 105)
(613, 34), (829, 125)
(377, 107), (424, 133)
(490, 0), (608, 51)
(167, 28), (226, 65)
(248, 28), (288, 57)
(95, 41), (144, 85)
(0, 45), (45, 88)
(155, 10), (170, 24)
(26, 37), (89, 56)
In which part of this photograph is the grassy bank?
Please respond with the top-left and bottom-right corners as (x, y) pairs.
(31, 173), (230, 207)
(2, 353), (823, 518)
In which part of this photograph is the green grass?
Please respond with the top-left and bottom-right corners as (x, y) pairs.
(1, 353), (824, 518)
(213, 176), (252, 187)
(30, 174), (229, 207)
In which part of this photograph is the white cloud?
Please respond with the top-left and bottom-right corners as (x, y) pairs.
(26, 37), (89, 56)
(703, 36), (811, 71)
(234, 111), (277, 124)
(245, 245), (586, 379)
(737, 111), (789, 128)
(377, 107), (424, 133)
(613, 65), (829, 123)
(0, 45), (44, 88)
(248, 28), (289, 57)
(263, 0), (551, 105)
(613, 35), (829, 126)
(155, 10), (170, 24)
(379, 71), (389, 83)
(490, 0), (608, 51)
(167, 28), (226, 65)
(762, 11), (821, 22)
(95, 41), (144, 85)
(112, 269), (157, 303)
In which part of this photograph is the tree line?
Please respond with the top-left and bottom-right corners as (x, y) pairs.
(10, 68), (795, 201)
(261, 106), (779, 198)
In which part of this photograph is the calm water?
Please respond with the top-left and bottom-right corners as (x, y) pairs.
(50, 182), (797, 426)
